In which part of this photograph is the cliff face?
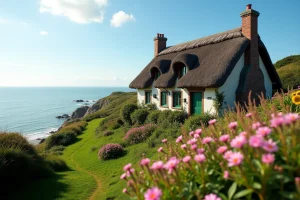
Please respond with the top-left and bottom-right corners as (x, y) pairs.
(84, 98), (110, 117)
(71, 106), (90, 119)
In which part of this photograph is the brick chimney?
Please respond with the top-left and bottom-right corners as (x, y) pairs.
(154, 33), (167, 57)
(236, 4), (266, 104)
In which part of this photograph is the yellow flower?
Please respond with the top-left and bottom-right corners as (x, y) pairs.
(292, 95), (300, 105)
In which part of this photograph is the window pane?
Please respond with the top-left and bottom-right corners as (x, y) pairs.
(173, 92), (181, 107)
(145, 92), (151, 104)
(161, 92), (167, 106)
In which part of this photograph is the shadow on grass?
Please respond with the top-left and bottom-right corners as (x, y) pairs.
(6, 173), (69, 200)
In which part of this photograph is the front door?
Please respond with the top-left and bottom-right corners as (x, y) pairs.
(191, 92), (202, 115)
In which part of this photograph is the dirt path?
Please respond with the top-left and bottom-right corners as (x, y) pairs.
(70, 137), (102, 200)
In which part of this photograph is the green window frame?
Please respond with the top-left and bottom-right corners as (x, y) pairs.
(145, 91), (151, 104)
(173, 92), (181, 108)
(161, 92), (168, 107)
(154, 71), (161, 80)
(179, 65), (187, 79)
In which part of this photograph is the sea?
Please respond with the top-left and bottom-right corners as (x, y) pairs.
(0, 87), (135, 141)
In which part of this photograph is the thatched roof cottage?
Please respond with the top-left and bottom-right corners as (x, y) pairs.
(129, 4), (281, 115)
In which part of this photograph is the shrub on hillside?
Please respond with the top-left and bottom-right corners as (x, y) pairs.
(46, 145), (66, 155)
(45, 131), (77, 150)
(124, 124), (156, 145)
(157, 110), (173, 125)
(43, 154), (68, 171)
(120, 104), (138, 125)
(98, 143), (125, 160)
(120, 92), (300, 200)
(131, 109), (149, 125)
(62, 121), (88, 135)
(184, 113), (215, 131)
(169, 110), (187, 124)
(146, 110), (161, 124)
(103, 130), (114, 137)
(0, 132), (36, 155)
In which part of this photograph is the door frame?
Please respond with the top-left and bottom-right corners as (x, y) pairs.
(188, 90), (204, 116)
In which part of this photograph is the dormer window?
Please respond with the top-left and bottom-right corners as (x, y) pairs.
(178, 65), (187, 79)
(154, 71), (161, 80)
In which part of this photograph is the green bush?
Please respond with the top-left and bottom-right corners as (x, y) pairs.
(62, 121), (88, 135)
(146, 110), (161, 124)
(43, 154), (68, 171)
(169, 110), (187, 124)
(45, 131), (77, 150)
(131, 109), (149, 125)
(157, 110), (173, 124)
(98, 143), (125, 160)
(46, 145), (66, 155)
(184, 113), (215, 131)
(120, 103), (138, 125)
(0, 132), (36, 155)
(124, 124), (157, 145)
(103, 130), (114, 137)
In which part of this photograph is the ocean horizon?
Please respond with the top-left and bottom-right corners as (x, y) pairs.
(0, 87), (135, 141)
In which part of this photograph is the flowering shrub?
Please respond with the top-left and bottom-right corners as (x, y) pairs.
(98, 143), (125, 160)
(124, 124), (156, 145)
(120, 96), (300, 200)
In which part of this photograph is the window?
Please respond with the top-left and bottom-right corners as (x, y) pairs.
(161, 92), (168, 107)
(173, 92), (181, 108)
(145, 91), (151, 104)
(154, 71), (161, 80)
(178, 65), (187, 79)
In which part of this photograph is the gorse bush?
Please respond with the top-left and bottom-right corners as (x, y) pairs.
(120, 103), (138, 125)
(98, 143), (125, 160)
(120, 93), (300, 200)
(45, 131), (77, 150)
(131, 109), (149, 125)
(124, 124), (156, 145)
(184, 112), (215, 131)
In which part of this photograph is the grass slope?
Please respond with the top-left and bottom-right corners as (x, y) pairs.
(12, 119), (157, 200)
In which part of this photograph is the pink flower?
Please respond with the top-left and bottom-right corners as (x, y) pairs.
(209, 119), (217, 125)
(191, 144), (197, 150)
(284, 113), (299, 124)
(256, 126), (272, 137)
(219, 134), (230, 142)
(197, 148), (205, 154)
(195, 128), (202, 135)
(181, 144), (187, 149)
(194, 133), (200, 138)
(230, 135), (247, 148)
(158, 147), (163, 152)
(144, 187), (162, 200)
(239, 131), (247, 137)
(126, 168), (135, 176)
(249, 135), (263, 148)
(187, 138), (197, 145)
(120, 173), (127, 180)
(164, 157), (180, 173)
(140, 158), (150, 166)
(223, 150), (233, 160)
(262, 153), (275, 164)
(194, 154), (206, 163)
(189, 131), (195, 136)
(122, 188), (127, 193)
(162, 139), (167, 143)
(223, 170), (229, 179)
(202, 137), (213, 144)
(252, 122), (261, 130)
(262, 139), (278, 153)
(151, 161), (164, 170)
(176, 135), (183, 143)
(182, 156), (191, 163)
(245, 113), (253, 118)
(228, 152), (244, 167)
(204, 193), (221, 200)
(217, 146), (228, 154)
(270, 117), (285, 128)
(228, 121), (238, 129)
(123, 163), (132, 171)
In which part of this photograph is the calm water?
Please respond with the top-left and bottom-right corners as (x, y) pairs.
(0, 87), (134, 140)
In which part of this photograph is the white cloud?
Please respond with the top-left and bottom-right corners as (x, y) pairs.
(111, 11), (135, 27)
(0, 18), (8, 24)
(40, 31), (49, 36)
(39, 0), (109, 24)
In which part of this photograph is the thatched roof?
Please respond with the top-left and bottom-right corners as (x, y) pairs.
(129, 27), (281, 89)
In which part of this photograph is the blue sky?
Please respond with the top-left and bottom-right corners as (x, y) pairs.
(0, 0), (299, 87)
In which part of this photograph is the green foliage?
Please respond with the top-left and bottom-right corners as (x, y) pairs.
(46, 145), (66, 155)
(98, 143), (125, 160)
(274, 55), (300, 69)
(61, 121), (88, 135)
(124, 124), (157, 145)
(120, 103), (138, 125)
(213, 90), (225, 116)
(139, 103), (157, 111)
(130, 109), (149, 125)
(157, 110), (173, 124)
(45, 132), (77, 150)
(184, 113), (215, 131)
(277, 62), (300, 90)
(146, 110), (161, 124)
(103, 130), (114, 136)
(43, 154), (68, 171)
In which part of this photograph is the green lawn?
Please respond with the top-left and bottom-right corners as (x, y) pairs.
(11, 119), (157, 200)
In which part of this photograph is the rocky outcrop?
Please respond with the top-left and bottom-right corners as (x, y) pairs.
(56, 114), (70, 119)
(71, 106), (90, 119)
(84, 98), (110, 116)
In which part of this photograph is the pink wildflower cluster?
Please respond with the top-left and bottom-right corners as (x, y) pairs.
(124, 124), (156, 145)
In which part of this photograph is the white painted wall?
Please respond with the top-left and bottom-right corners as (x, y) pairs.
(203, 89), (216, 114)
(219, 54), (245, 109)
(259, 55), (273, 98)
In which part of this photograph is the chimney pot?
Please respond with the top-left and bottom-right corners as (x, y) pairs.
(154, 33), (167, 57)
(246, 4), (252, 10)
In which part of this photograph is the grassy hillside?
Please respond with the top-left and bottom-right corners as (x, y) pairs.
(275, 55), (300, 90)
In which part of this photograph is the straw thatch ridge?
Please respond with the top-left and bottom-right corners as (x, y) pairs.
(129, 27), (281, 89)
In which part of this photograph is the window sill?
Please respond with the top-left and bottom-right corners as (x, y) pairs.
(160, 105), (169, 108)
(172, 107), (182, 110)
